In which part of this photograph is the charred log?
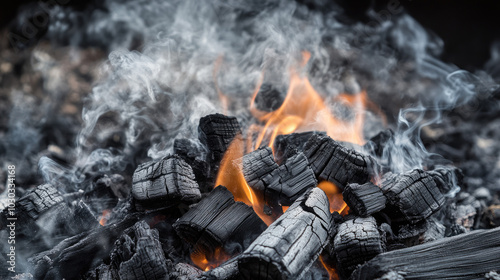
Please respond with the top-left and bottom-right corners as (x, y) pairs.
(171, 263), (203, 280)
(334, 216), (384, 278)
(173, 186), (266, 257)
(343, 182), (386, 216)
(132, 155), (201, 210)
(303, 134), (375, 189)
(174, 138), (210, 193)
(381, 169), (446, 224)
(198, 113), (241, 169)
(200, 258), (240, 280)
(351, 226), (500, 280)
(241, 146), (278, 191)
(237, 187), (331, 280)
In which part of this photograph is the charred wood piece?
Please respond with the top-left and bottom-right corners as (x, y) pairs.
(241, 146), (278, 191)
(200, 258), (240, 280)
(273, 131), (326, 164)
(381, 169), (445, 224)
(132, 155), (201, 209)
(109, 221), (169, 280)
(351, 226), (500, 280)
(482, 205), (500, 228)
(304, 134), (375, 189)
(237, 187), (331, 280)
(198, 113), (241, 167)
(243, 148), (317, 207)
(343, 182), (386, 216)
(334, 216), (384, 278)
(173, 186), (266, 257)
(171, 263), (203, 280)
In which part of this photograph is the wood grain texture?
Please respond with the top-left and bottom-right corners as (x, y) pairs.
(343, 182), (386, 216)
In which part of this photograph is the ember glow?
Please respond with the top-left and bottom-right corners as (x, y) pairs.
(98, 209), (111, 226)
(191, 246), (231, 272)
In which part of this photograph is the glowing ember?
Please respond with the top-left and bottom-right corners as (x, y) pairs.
(99, 209), (111, 226)
(191, 247), (231, 272)
(317, 181), (349, 214)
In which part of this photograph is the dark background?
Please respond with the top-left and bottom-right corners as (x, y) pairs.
(1, 0), (500, 72)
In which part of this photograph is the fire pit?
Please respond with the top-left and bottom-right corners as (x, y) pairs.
(1, 1), (500, 279)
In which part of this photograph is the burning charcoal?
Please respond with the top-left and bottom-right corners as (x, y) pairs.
(198, 113), (242, 168)
(350, 226), (500, 280)
(241, 146), (278, 191)
(237, 187), (331, 280)
(363, 129), (394, 158)
(343, 182), (386, 216)
(273, 131), (326, 164)
(30, 213), (143, 280)
(108, 221), (169, 280)
(381, 169), (446, 224)
(254, 83), (285, 112)
(173, 186), (266, 261)
(482, 205), (500, 228)
(132, 155), (201, 209)
(334, 216), (384, 278)
(303, 134), (375, 189)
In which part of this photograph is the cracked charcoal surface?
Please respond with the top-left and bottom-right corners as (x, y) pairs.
(173, 186), (266, 255)
(343, 182), (386, 216)
(381, 169), (446, 224)
(334, 216), (384, 278)
(237, 187), (331, 280)
(242, 146), (279, 192)
(351, 226), (500, 280)
(132, 155), (201, 208)
(198, 113), (241, 166)
(304, 134), (374, 189)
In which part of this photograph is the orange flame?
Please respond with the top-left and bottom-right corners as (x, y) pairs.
(191, 247), (231, 271)
(317, 181), (348, 214)
(250, 51), (367, 151)
(319, 255), (340, 280)
(214, 135), (276, 226)
(99, 209), (111, 226)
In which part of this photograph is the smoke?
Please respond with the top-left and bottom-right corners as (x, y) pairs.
(8, 0), (497, 192)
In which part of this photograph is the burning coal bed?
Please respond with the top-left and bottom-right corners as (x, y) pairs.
(2, 102), (500, 280)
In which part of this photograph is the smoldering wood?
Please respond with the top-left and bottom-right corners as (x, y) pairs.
(29, 212), (144, 280)
(173, 186), (266, 256)
(109, 221), (169, 280)
(343, 182), (386, 216)
(303, 134), (375, 189)
(334, 216), (384, 278)
(241, 146), (278, 191)
(198, 113), (241, 167)
(273, 131), (326, 164)
(350, 226), (500, 280)
(237, 187), (331, 280)
(381, 169), (446, 224)
(132, 155), (201, 209)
